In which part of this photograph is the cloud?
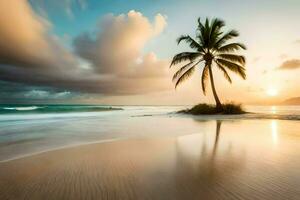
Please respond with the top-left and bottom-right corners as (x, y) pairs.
(278, 59), (300, 70)
(24, 90), (72, 99)
(74, 10), (167, 75)
(0, 1), (171, 98)
(0, 80), (77, 103)
(72, 10), (171, 93)
(0, 0), (87, 90)
(0, 0), (81, 71)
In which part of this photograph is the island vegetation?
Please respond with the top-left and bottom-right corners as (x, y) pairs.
(179, 103), (246, 115)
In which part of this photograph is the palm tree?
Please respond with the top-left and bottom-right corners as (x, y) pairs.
(170, 17), (246, 111)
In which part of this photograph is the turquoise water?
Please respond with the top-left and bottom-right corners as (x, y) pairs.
(0, 104), (121, 114)
(0, 105), (299, 162)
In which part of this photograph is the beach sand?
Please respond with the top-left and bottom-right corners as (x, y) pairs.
(1, 120), (300, 200)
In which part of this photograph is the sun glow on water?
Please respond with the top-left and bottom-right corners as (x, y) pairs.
(271, 106), (277, 114)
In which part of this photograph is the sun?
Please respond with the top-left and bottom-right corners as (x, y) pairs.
(266, 88), (278, 97)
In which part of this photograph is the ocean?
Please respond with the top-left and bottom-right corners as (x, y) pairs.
(0, 104), (299, 162)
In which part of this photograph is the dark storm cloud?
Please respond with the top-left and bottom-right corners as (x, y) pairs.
(0, 81), (77, 103)
(0, 1), (171, 102)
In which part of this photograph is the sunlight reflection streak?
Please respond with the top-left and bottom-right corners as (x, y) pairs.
(271, 120), (278, 145)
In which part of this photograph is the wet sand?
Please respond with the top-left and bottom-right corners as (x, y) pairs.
(1, 120), (300, 200)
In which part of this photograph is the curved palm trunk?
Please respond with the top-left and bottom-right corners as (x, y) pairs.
(208, 63), (223, 111)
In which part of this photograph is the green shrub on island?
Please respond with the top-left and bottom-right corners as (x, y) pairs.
(221, 103), (245, 114)
(179, 103), (245, 115)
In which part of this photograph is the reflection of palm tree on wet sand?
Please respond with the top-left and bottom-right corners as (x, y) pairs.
(212, 120), (221, 155)
(174, 120), (246, 199)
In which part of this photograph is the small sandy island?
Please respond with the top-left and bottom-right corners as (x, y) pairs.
(1, 123), (300, 200)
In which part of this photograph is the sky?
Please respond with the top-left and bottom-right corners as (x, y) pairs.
(0, 0), (299, 105)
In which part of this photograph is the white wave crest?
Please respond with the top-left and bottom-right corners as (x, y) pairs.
(3, 106), (41, 111)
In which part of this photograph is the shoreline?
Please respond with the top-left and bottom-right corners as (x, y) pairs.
(1, 113), (300, 163)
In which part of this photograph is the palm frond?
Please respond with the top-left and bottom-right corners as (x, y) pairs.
(197, 18), (206, 45)
(170, 52), (201, 67)
(172, 61), (195, 81)
(196, 18), (211, 48)
(197, 17), (204, 30)
(177, 35), (204, 52)
(175, 66), (196, 89)
(216, 63), (232, 83)
(216, 54), (245, 64)
(204, 18), (210, 46)
(210, 18), (225, 33)
(217, 43), (246, 53)
(216, 59), (246, 79)
(201, 65), (209, 94)
(197, 17), (206, 34)
(214, 30), (239, 48)
(208, 18), (225, 48)
(173, 59), (203, 82)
